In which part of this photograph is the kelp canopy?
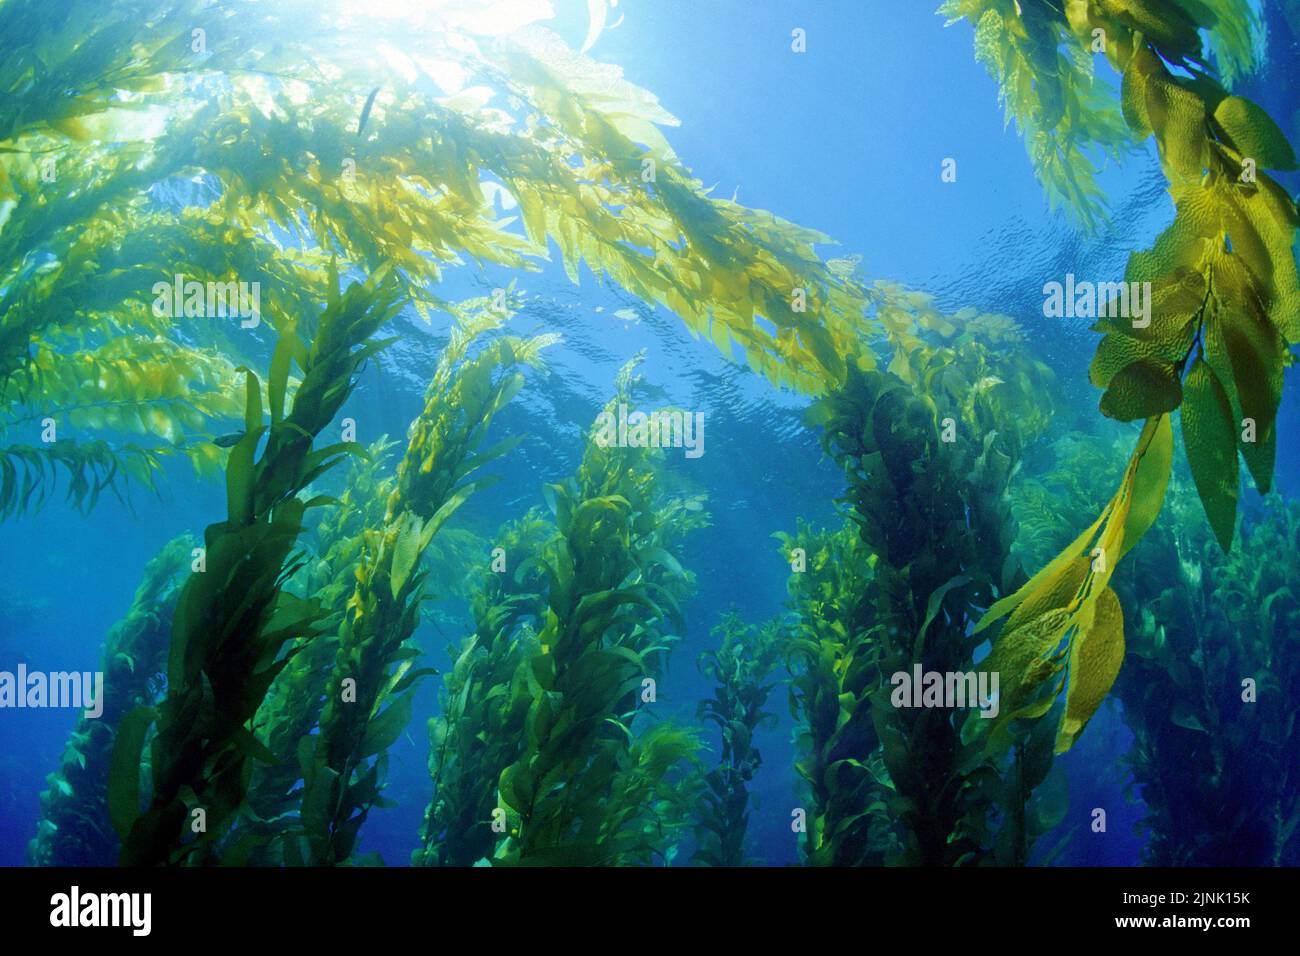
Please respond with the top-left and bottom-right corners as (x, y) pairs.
(3, 0), (1297, 870)
(0, 0), (886, 517)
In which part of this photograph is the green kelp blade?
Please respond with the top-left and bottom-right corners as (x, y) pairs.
(978, 416), (1169, 752)
(1119, 413), (1173, 560)
(107, 705), (156, 842)
(1182, 358), (1240, 551)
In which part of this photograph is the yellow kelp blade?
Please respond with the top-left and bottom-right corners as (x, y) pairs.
(975, 415), (1173, 752)
(972, 508), (1109, 635)
(1056, 586), (1125, 752)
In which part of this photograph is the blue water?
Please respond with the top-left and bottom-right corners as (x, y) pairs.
(2, 0), (1298, 868)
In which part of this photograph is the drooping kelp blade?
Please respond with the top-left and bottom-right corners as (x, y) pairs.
(975, 415), (1173, 752)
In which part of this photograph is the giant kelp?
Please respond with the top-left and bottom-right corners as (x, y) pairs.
(938, 0), (1136, 229)
(1015, 432), (1300, 864)
(1116, 496), (1300, 864)
(108, 268), (402, 865)
(693, 611), (781, 867)
(789, 303), (1061, 865)
(778, 519), (893, 866)
(298, 300), (556, 865)
(956, 0), (1299, 752)
(941, 0), (1263, 229)
(414, 511), (551, 868)
(29, 535), (193, 866)
(490, 363), (707, 866)
(235, 438), (397, 863)
(1, 0), (899, 527)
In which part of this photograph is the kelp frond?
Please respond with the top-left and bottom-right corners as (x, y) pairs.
(30, 534), (194, 866)
(108, 267), (402, 865)
(974, 0), (1298, 753)
(300, 304), (557, 865)
(492, 361), (708, 866)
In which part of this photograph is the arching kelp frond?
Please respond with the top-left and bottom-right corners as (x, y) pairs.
(966, 0), (1296, 753)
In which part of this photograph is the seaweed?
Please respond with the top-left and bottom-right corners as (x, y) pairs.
(490, 361), (708, 866)
(693, 611), (781, 867)
(414, 511), (552, 867)
(960, 0), (1299, 751)
(1015, 432), (1300, 863)
(235, 438), (399, 863)
(1115, 491), (1300, 864)
(788, 305), (1060, 865)
(942, 0), (1264, 229)
(779, 519), (895, 865)
(107, 267), (402, 865)
(297, 300), (557, 865)
(1, 0), (900, 526)
(29, 535), (193, 866)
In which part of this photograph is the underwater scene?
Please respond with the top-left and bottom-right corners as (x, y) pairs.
(1, 0), (1299, 893)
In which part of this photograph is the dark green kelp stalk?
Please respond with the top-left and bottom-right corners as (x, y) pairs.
(299, 304), (557, 865)
(791, 307), (1060, 865)
(693, 611), (781, 867)
(109, 268), (402, 866)
(236, 439), (397, 864)
(29, 535), (193, 866)
(492, 362), (706, 866)
(414, 512), (552, 867)
(778, 519), (894, 865)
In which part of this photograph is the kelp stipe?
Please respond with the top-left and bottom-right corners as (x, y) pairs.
(299, 299), (557, 865)
(29, 535), (193, 866)
(415, 512), (551, 867)
(693, 611), (780, 867)
(779, 520), (894, 865)
(107, 268), (402, 866)
(492, 361), (707, 866)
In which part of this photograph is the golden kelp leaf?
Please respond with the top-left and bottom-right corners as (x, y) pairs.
(973, 508), (1109, 634)
(1118, 413), (1173, 559)
(1203, 297), (1283, 492)
(1002, 556), (1092, 636)
(1143, 62), (1209, 182)
(1223, 176), (1300, 344)
(1098, 359), (1182, 421)
(980, 571), (1086, 721)
(1212, 95), (1298, 171)
(389, 514), (425, 600)
(1055, 586), (1124, 752)
(1181, 358), (1239, 550)
(1108, 0), (1201, 63)
(1120, 49), (1152, 136)
(977, 414), (1165, 752)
